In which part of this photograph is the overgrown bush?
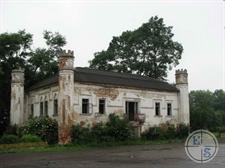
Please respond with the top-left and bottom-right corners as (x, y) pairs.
(71, 114), (134, 144)
(20, 134), (42, 143)
(0, 134), (19, 144)
(106, 114), (134, 141)
(176, 123), (189, 138)
(22, 117), (58, 144)
(141, 123), (189, 140)
(71, 125), (93, 144)
(141, 127), (161, 140)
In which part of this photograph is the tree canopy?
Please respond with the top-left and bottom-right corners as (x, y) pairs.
(89, 16), (183, 80)
(190, 90), (225, 131)
(0, 30), (66, 135)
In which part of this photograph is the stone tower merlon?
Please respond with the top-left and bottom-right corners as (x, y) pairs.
(10, 68), (25, 126)
(175, 69), (188, 84)
(58, 49), (75, 144)
(58, 50), (74, 70)
(175, 69), (189, 125)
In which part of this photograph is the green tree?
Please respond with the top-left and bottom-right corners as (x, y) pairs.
(89, 16), (183, 80)
(0, 30), (66, 135)
(26, 31), (66, 86)
(189, 90), (225, 131)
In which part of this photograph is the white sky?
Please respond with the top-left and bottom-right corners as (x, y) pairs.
(0, 0), (224, 91)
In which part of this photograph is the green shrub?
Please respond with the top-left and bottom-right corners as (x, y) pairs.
(0, 134), (19, 144)
(141, 127), (161, 140)
(20, 134), (42, 143)
(176, 123), (189, 138)
(71, 124), (93, 144)
(92, 123), (112, 143)
(106, 114), (134, 141)
(142, 123), (189, 140)
(22, 117), (58, 144)
(71, 114), (134, 144)
(4, 125), (19, 135)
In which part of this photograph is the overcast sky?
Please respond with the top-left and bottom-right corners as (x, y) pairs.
(0, 0), (224, 91)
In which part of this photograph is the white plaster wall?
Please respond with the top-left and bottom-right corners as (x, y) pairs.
(26, 82), (180, 132)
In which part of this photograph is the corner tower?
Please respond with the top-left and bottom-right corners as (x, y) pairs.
(10, 68), (24, 125)
(58, 50), (74, 144)
(175, 69), (190, 125)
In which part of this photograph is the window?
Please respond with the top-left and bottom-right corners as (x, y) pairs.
(99, 99), (105, 114)
(53, 99), (58, 116)
(44, 101), (48, 116)
(31, 104), (34, 117)
(82, 99), (89, 114)
(167, 103), (172, 116)
(155, 102), (160, 116)
(40, 102), (43, 116)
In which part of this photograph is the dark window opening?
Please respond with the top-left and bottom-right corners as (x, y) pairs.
(40, 102), (43, 116)
(155, 102), (160, 116)
(31, 104), (34, 117)
(126, 101), (138, 121)
(44, 101), (48, 116)
(167, 103), (172, 116)
(82, 99), (89, 114)
(53, 99), (58, 116)
(99, 99), (105, 114)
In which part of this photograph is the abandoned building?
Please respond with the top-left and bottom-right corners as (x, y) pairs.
(10, 50), (190, 144)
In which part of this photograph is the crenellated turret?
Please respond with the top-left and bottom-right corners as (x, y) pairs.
(175, 69), (189, 125)
(58, 50), (75, 144)
(10, 68), (24, 125)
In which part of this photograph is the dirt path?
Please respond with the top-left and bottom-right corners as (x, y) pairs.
(0, 143), (225, 168)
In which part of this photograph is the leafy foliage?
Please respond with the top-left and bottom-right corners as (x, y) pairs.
(71, 114), (134, 144)
(0, 30), (66, 134)
(0, 134), (19, 144)
(141, 123), (189, 140)
(20, 134), (42, 143)
(90, 16), (183, 80)
(190, 90), (225, 131)
(22, 117), (58, 144)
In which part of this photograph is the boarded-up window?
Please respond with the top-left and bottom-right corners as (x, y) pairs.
(82, 99), (89, 114)
(99, 99), (105, 114)
(155, 102), (160, 116)
(40, 102), (43, 116)
(44, 101), (48, 116)
(167, 103), (172, 116)
(53, 99), (58, 116)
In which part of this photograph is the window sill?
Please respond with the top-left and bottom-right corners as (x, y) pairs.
(166, 115), (173, 117)
(80, 113), (92, 116)
(154, 115), (162, 117)
(95, 113), (106, 117)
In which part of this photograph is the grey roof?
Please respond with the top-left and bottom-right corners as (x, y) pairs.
(28, 67), (178, 92)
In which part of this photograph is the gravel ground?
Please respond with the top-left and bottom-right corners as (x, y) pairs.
(0, 143), (225, 168)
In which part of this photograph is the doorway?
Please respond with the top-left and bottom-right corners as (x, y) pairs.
(125, 101), (138, 121)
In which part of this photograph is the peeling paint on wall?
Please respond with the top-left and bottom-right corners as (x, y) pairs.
(94, 88), (119, 100)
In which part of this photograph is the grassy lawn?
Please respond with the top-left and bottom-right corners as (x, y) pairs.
(0, 139), (185, 154)
(1, 132), (224, 154)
